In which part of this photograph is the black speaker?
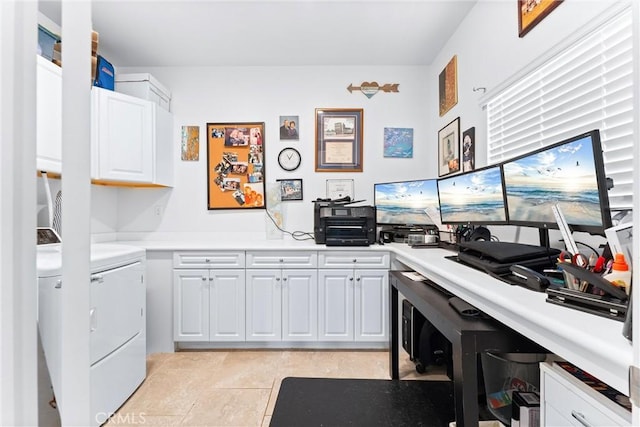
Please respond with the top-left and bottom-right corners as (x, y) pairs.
(468, 226), (491, 241)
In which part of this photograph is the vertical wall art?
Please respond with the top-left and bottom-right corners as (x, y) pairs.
(439, 55), (458, 117)
(206, 122), (265, 209)
(438, 117), (460, 177)
(279, 115), (300, 140)
(315, 108), (363, 172)
(181, 125), (200, 161)
(462, 127), (475, 172)
(383, 127), (413, 158)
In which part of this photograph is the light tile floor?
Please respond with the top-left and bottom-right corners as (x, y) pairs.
(105, 350), (448, 427)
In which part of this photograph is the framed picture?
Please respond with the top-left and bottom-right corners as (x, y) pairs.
(206, 122), (265, 210)
(315, 108), (363, 172)
(326, 179), (354, 200)
(181, 125), (200, 161)
(279, 115), (299, 140)
(277, 179), (303, 201)
(605, 223), (633, 269)
(518, 0), (563, 38)
(438, 117), (460, 177)
(439, 55), (458, 117)
(383, 127), (413, 158)
(462, 127), (475, 172)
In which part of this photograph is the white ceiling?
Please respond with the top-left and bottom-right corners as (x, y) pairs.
(39, 0), (477, 67)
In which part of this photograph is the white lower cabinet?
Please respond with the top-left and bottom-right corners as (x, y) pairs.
(540, 362), (631, 426)
(173, 252), (245, 342)
(245, 269), (318, 341)
(318, 251), (389, 342)
(172, 249), (389, 347)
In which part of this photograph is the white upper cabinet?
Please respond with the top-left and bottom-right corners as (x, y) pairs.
(92, 87), (173, 186)
(36, 56), (62, 174)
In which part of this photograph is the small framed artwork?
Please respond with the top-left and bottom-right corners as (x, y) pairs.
(181, 125), (200, 161)
(518, 0), (563, 38)
(462, 127), (475, 172)
(383, 127), (413, 158)
(206, 122), (265, 210)
(315, 108), (363, 172)
(438, 117), (460, 177)
(439, 55), (458, 117)
(279, 115), (299, 140)
(326, 179), (354, 200)
(605, 223), (633, 269)
(277, 179), (303, 201)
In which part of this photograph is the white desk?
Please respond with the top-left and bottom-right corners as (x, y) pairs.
(389, 242), (631, 395)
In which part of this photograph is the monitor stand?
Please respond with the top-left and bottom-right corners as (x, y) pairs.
(539, 228), (550, 249)
(381, 226), (437, 243)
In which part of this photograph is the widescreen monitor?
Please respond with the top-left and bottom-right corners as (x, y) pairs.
(373, 179), (440, 227)
(502, 130), (611, 235)
(437, 165), (508, 225)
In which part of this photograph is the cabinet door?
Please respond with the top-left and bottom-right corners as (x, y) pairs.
(173, 269), (209, 341)
(93, 87), (153, 182)
(36, 56), (62, 173)
(246, 269), (282, 341)
(354, 269), (388, 342)
(209, 269), (245, 341)
(282, 269), (318, 341)
(318, 269), (354, 341)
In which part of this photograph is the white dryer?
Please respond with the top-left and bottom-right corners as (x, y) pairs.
(37, 242), (147, 426)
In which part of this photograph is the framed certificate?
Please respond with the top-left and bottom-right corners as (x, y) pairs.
(326, 179), (354, 200)
(315, 108), (363, 172)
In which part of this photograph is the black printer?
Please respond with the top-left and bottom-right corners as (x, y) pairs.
(314, 201), (376, 246)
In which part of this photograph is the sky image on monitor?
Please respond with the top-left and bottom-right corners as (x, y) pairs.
(438, 166), (507, 224)
(502, 135), (603, 226)
(374, 179), (440, 227)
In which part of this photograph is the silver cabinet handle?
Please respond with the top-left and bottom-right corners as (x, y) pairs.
(349, 277), (354, 281)
(90, 275), (104, 284)
(279, 259), (284, 262)
(282, 277), (288, 281)
(352, 259), (357, 263)
(201, 276), (207, 281)
(571, 411), (593, 427)
(276, 277), (281, 281)
(356, 277), (361, 282)
(54, 279), (62, 289)
(205, 258), (211, 263)
(89, 308), (97, 332)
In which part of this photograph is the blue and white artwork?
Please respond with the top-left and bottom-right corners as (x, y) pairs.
(384, 127), (413, 158)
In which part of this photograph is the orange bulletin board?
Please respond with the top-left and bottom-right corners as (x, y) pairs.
(206, 122), (265, 210)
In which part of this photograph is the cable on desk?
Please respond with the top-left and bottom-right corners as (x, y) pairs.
(265, 209), (315, 241)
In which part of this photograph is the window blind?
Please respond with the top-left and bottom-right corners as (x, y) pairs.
(485, 8), (633, 212)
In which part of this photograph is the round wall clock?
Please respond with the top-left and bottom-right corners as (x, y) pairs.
(278, 147), (301, 171)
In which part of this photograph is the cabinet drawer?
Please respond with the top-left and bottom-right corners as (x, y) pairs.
(246, 251), (317, 268)
(541, 363), (630, 426)
(173, 251), (245, 269)
(319, 251), (390, 269)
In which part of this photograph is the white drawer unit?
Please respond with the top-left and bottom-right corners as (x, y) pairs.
(540, 362), (631, 426)
(246, 250), (317, 268)
(319, 251), (390, 269)
(173, 251), (245, 269)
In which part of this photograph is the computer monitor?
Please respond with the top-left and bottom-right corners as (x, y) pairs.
(437, 165), (508, 225)
(502, 130), (611, 235)
(373, 179), (440, 227)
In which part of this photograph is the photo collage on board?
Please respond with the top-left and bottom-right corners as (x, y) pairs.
(209, 125), (264, 208)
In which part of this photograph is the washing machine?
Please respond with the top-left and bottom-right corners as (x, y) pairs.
(37, 238), (147, 426)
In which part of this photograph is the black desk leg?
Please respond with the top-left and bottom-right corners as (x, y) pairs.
(389, 282), (399, 379)
(451, 340), (480, 427)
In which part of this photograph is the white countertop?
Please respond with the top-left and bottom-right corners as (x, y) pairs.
(105, 236), (632, 395)
(37, 243), (146, 277)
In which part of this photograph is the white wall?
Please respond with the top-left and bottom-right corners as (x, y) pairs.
(426, 0), (627, 245)
(114, 65), (432, 237)
(100, 0), (625, 244)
